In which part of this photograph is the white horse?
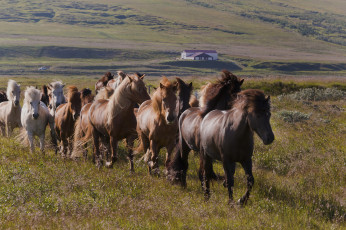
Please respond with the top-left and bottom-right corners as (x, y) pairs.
(47, 81), (66, 116)
(0, 80), (21, 137)
(21, 87), (56, 153)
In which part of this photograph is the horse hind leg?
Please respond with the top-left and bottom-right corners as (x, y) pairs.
(238, 159), (254, 206)
(202, 153), (213, 201)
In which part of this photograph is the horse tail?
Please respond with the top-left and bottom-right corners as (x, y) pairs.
(15, 128), (29, 147)
(71, 116), (84, 159)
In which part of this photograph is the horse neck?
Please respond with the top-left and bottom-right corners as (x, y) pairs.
(177, 91), (191, 115)
(107, 85), (132, 118)
(225, 105), (250, 136)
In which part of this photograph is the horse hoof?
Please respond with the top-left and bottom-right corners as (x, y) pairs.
(236, 198), (246, 206)
(105, 161), (113, 168)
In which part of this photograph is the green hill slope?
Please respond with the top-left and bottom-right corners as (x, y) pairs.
(0, 0), (345, 76)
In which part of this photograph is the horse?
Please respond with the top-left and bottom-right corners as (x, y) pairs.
(167, 70), (244, 186)
(200, 89), (274, 205)
(137, 77), (178, 174)
(0, 80), (21, 137)
(40, 85), (49, 106)
(71, 86), (114, 160)
(47, 81), (66, 116)
(80, 88), (94, 106)
(189, 95), (199, 107)
(55, 86), (82, 156)
(20, 87), (56, 153)
(106, 71), (127, 89)
(0, 91), (8, 103)
(87, 73), (150, 170)
(95, 72), (114, 94)
(176, 77), (193, 119)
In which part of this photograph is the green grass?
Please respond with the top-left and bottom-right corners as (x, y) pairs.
(0, 76), (345, 228)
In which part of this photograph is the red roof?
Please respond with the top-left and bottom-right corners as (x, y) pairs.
(183, 50), (217, 53)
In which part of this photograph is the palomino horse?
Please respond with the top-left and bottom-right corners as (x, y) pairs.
(95, 72), (114, 94)
(21, 87), (56, 153)
(106, 71), (127, 89)
(0, 80), (21, 137)
(88, 73), (150, 170)
(55, 86), (82, 156)
(167, 71), (244, 186)
(47, 81), (66, 116)
(137, 77), (178, 174)
(71, 86), (114, 160)
(0, 91), (8, 103)
(200, 89), (274, 204)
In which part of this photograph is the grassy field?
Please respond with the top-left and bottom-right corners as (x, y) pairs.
(0, 75), (345, 229)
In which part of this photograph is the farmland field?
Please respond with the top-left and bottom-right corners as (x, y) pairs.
(0, 0), (345, 229)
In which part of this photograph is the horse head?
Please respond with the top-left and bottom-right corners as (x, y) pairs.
(24, 87), (42, 120)
(127, 73), (150, 104)
(153, 77), (178, 124)
(67, 86), (82, 121)
(47, 81), (65, 113)
(7, 80), (21, 107)
(241, 89), (274, 145)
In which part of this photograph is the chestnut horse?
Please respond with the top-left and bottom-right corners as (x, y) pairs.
(88, 73), (150, 169)
(71, 86), (114, 160)
(167, 70), (244, 186)
(200, 89), (274, 204)
(137, 77), (178, 174)
(95, 72), (114, 94)
(55, 86), (82, 156)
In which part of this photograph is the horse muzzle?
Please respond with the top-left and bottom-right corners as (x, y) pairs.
(33, 113), (39, 120)
(14, 100), (19, 106)
(263, 133), (275, 145)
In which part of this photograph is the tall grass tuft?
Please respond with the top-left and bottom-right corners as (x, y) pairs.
(278, 88), (345, 101)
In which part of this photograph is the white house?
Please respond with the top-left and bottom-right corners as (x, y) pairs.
(181, 50), (218, 60)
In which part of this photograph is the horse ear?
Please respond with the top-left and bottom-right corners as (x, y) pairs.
(140, 74), (145, 80)
(266, 95), (271, 102)
(239, 79), (244, 86)
(127, 75), (133, 82)
(173, 82), (178, 92)
(188, 82), (193, 88)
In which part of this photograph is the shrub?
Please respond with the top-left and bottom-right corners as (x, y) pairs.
(277, 110), (311, 123)
(279, 88), (345, 101)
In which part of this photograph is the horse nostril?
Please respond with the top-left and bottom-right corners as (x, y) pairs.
(33, 113), (39, 119)
(167, 114), (175, 123)
(15, 101), (19, 106)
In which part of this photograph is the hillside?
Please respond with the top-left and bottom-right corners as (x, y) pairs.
(0, 0), (345, 76)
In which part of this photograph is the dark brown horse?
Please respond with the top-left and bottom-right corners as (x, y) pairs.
(200, 89), (274, 204)
(95, 72), (114, 94)
(167, 70), (244, 186)
(40, 85), (49, 106)
(137, 77), (178, 174)
(88, 73), (150, 170)
(0, 91), (8, 103)
(176, 77), (193, 119)
(80, 88), (94, 106)
(55, 86), (82, 156)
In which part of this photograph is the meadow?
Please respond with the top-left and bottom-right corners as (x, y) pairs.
(0, 74), (345, 229)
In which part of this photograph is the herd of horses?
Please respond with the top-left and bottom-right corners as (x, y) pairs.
(0, 70), (274, 205)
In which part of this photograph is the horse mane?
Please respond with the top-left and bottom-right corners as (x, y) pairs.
(6, 80), (20, 101)
(24, 86), (41, 104)
(66, 86), (79, 102)
(95, 87), (114, 100)
(233, 89), (269, 113)
(80, 88), (92, 98)
(0, 91), (8, 102)
(101, 72), (114, 86)
(199, 70), (244, 117)
(152, 76), (174, 117)
(42, 85), (48, 95)
(106, 76), (133, 125)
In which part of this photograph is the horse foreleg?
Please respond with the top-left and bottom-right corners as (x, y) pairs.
(148, 140), (159, 175)
(126, 135), (135, 172)
(165, 141), (175, 170)
(27, 132), (35, 153)
(106, 136), (118, 168)
(238, 159), (254, 206)
(92, 129), (102, 168)
(223, 160), (236, 204)
(6, 123), (12, 137)
(39, 134), (45, 154)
